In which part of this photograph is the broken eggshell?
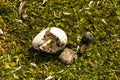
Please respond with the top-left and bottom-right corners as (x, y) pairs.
(32, 27), (67, 54)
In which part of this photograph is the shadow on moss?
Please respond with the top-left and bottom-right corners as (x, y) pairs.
(27, 47), (60, 65)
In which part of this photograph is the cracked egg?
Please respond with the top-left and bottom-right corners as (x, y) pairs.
(32, 27), (67, 54)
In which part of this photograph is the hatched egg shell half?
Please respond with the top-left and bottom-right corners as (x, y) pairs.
(32, 27), (67, 54)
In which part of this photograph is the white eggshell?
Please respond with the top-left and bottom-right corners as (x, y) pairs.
(32, 27), (67, 54)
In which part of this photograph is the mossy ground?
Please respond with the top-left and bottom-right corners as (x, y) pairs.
(0, 0), (120, 80)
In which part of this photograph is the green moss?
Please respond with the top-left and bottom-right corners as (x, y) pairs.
(0, 0), (120, 79)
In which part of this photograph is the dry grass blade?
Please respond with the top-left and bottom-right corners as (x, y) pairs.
(18, 1), (26, 17)
(42, 0), (48, 5)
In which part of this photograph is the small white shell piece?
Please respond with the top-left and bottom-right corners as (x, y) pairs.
(32, 27), (67, 54)
(0, 28), (3, 35)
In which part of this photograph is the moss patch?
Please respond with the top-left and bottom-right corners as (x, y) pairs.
(0, 0), (120, 79)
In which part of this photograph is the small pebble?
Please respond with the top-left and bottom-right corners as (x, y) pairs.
(59, 48), (78, 64)
(82, 31), (94, 44)
(80, 31), (94, 54)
